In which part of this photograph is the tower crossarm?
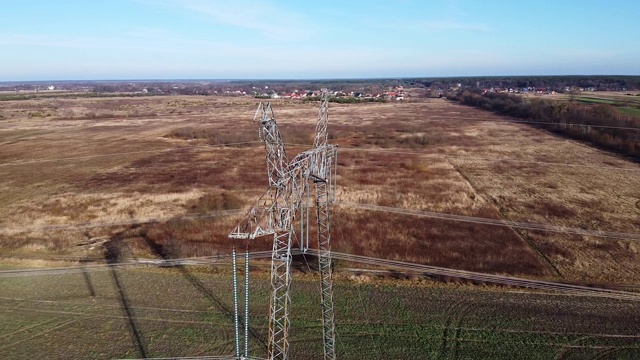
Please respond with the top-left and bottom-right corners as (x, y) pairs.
(255, 101), (289, 188)
(228, 156), (312, 241)
(228, 187), (277, 240)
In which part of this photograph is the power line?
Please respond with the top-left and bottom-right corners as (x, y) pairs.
(340, 202), (640, 241)
(0, 142), (263, 167)
(2, 306), (236, 328)
(0, 149), (178, 167)
(485, 118), (640, 131)
(3, 248), (639, 301)
(405, 113), (640, 131)
(314, 249), (640, 302)
(0, 251), (274, 278)
(4, 294), (638, 340)
(3, 202), (639, 242)
(338, 147), (640, 172)
(0, 209), (244, 234)
(1, 141), (635, 174)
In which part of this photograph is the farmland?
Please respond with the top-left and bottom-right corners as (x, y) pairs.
(1, 266), (639, 359)
(1, 93), (640, 357)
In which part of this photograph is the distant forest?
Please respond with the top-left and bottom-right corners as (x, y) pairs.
(407, 75), (640, 91)
(448, 89), (640, 159)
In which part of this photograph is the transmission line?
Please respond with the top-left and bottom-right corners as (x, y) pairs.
(338, 147), (640, 172)
(483, 118), (640, 131)
(2, 139), (635, 174)
(0, 209), (243, 234)
(405, 113), (640, 131)
(313, 249), (640, 302)
(4, 248), (639, 301)
(340, 202), (640, 241)
(0, 142), (263, 167)
(0, 251), (275, 278)
(3, 202), (639, 242)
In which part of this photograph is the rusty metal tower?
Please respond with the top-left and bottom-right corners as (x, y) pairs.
(229, 90), (338, 360)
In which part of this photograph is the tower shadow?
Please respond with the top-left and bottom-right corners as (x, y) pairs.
(140, 232), (268, 353)
(80, 261), (96, 298)
(104, 227), (148, 358)
(292, 253), (319, 273)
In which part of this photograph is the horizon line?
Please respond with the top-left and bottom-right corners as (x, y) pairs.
(3, 74), (640, 84)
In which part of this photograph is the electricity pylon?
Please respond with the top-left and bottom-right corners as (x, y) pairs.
(229, 90), (337, 360)
(310, 91), (337, 360)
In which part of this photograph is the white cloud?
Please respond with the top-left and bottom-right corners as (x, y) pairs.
(146, 0), (315, 40)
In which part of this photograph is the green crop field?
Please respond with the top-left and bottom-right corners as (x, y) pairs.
(1, 266), (639, 359)
(618, 106), (640, 117)
(576, 96), (640, 117)
(577, 96), (617, 104)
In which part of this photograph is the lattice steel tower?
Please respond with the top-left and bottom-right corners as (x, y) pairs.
(229, 90), (338, 360)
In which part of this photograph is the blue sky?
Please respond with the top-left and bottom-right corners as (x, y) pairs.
(1, 0), (639, 81)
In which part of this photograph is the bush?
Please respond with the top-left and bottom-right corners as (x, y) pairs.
(185, 191), (244, 213)
(166, 127), (256, 146)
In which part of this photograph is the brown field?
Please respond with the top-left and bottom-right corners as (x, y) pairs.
(1, 95), (639, 284)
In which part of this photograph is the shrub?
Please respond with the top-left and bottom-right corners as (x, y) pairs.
(185, 191), (244, 213)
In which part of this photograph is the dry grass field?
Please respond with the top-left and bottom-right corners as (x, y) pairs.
(1, 95), (639, 285)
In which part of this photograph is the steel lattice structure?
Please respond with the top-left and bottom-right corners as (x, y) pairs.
(229, 90), (338, 360)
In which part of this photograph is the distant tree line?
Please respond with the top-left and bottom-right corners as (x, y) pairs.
(3, 76), (639, 97)
(413, 76), (640, 91)
(448, 90), (640, 159)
